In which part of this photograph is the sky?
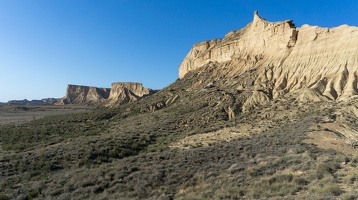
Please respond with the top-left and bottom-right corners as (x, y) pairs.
(0, 0), (357, 102)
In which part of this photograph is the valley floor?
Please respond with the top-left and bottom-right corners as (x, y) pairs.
(0, 105), (92, 125)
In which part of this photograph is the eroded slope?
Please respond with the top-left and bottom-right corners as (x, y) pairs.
(180, 11), (358, 101)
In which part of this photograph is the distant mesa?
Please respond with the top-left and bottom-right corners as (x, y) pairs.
(54, 84), (111, 105)
(6, 98), (58, 106)
(179, 11), (358, 102)
(103, 82), (156, 106)
(54, 82), (156, 106)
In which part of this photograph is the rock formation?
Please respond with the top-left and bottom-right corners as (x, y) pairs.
(7, 98), (58, 105)
(179, 11), (358, 102)
(55, 82), (154, 106)
(55, 85), (111, 105)
(104, 82), (155, 106)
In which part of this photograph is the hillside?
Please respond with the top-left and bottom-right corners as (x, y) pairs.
(180, 11), (358, 101)
(0, 12), (358, 200)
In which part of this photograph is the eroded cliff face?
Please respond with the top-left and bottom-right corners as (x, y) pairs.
(55, 85), (111, 105)
(55, 83), (154, 106)
(104, 82), (154, 106)
(179, 11), (358, 101)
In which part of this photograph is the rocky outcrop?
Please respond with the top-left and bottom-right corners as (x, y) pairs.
(104, 82), (154, 106)
(55, 85), (111, 105)
(179, 11), (358, 101)
(55, 83), (154, 106)
(41, 98), (58, 104)
(7, 98), (58, 105)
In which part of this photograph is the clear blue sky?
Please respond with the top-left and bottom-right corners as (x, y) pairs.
(0, 0), (357, 102)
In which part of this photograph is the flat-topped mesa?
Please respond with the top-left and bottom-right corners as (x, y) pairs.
(179, 11), (358, 101)
(55, 82), (155, 106)
(104, 82), (154, 106)
(55, 84), (111, 105)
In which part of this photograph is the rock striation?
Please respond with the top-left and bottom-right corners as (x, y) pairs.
(179, 11), (358, 101)
(104, 82), (155, 106)
(55, 82), (154, 106)
(55, 85), (111, 105)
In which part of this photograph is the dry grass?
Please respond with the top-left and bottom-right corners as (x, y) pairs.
(0, 71), (357, 200)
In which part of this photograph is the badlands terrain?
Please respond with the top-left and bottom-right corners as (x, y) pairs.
(0, 12), (358, 199)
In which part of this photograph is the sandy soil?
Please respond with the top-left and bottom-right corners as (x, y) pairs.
(170, 127), (250, 149)
(304, 130), (358, 155)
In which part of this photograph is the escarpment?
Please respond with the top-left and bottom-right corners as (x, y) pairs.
(55, 85), (111, 105)
(179, 11), (358, 102)
(55, 82), (154, 106)
(104, 82), (155, 106)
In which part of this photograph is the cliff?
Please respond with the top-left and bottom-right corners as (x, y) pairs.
(55, 83), (154, 106)
(179, 11), (358, 101)
(55, 85), (111, 105)
(104, 82), (154, 106)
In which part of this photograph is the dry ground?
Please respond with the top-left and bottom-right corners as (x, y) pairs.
(0, 105), (92, 125)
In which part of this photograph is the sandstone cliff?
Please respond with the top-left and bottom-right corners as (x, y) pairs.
(179, 11), (358, 102)
(55, 85), (111, 105)
(104, 82), (155, 106)
(55, 82), (154, 106)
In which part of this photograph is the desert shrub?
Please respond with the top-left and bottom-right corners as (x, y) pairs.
(293, 177), (309, 186)
(246, 173), (303, 198)
(341, 191), (358, 200)
(27, 190), (40, 199)
(51, 188), (64, 197)
(212, 185), (245, 200)
(315, 162), (340, 179)
(350, 156), (358, 167)
(310, 182), (343, 196)
(344, 173), (358, 184)
(0, 194), (9, 200)
(246, 166), (262, 177)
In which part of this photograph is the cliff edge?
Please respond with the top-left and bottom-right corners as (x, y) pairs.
(55, 85), (111, 105)
(179, 11), (358, 101)
(55, 82), (154, 106)
(104, 82), (155, 106)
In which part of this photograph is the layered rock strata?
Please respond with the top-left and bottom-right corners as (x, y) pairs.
(104, 82), (154, 106)
(179, 11), (358, 101)
(55, 82), (154, 106)
(55, 85), (111, 105)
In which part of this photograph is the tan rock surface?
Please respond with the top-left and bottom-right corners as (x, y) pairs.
(55, 84), (111, 105)
(55, 82), (154, 106)
(104, 82), (154, 106)
(179, 11), (358, 101)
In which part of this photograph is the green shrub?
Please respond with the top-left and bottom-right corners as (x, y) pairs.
(0, 194), (10, 200)
(316, 162), (340, 179)
(341, 191), (358, 200)
(344, 173), (358, 184)
(293, 177), (308, 186)
(246, 174), (302, 198)
(310, 183), (343, 196)
(27, 190), (39, 199)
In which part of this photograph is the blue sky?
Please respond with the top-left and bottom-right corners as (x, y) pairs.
(0, 0), (357, 102)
